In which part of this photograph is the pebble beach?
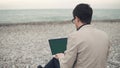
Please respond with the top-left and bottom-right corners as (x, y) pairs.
(0, 21), (120, 68)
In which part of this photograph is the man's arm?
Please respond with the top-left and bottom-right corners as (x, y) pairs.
(55, 34), (79, 68)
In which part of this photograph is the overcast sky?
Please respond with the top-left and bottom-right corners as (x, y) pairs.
(0, 0), (120, 9)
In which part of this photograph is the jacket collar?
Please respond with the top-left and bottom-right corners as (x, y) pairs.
(77, 24), (87, 31)
(77, 24), (92, 31)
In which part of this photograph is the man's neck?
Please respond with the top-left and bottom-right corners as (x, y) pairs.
(77, 22), (84, 29)
(76, 23), (86, 31)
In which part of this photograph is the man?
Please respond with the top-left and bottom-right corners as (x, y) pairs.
(55, 3), (110, 68)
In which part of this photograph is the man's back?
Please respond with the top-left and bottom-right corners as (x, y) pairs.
(59, 25), (110, 68)
(74, 25), (110, 68)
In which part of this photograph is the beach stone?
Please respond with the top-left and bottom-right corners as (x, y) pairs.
(113, 53), (120, 62)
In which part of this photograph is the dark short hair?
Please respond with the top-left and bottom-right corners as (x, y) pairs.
(73, 3), (93, 24)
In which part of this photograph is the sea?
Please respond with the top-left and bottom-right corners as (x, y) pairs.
(0, 9), (120, 24)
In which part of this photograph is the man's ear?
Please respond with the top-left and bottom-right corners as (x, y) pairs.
(75, 16), (80, 22)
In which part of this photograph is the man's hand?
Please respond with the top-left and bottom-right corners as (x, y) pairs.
(54, 53), (64, 59)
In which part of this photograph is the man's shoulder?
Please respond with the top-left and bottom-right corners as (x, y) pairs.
(69, 25), (108, 39)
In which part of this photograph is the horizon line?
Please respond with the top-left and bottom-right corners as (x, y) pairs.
(0, 8), (120, 10)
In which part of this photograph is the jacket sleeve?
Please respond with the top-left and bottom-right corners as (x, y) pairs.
(59, 33), (79, 68)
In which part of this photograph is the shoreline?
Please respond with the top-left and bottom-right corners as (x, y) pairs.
(0, 19), (120, 26)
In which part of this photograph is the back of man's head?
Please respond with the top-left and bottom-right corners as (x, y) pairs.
(73, 3), (93, 24)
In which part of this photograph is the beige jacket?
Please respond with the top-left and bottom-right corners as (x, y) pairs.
(59, 25), (110, 68)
